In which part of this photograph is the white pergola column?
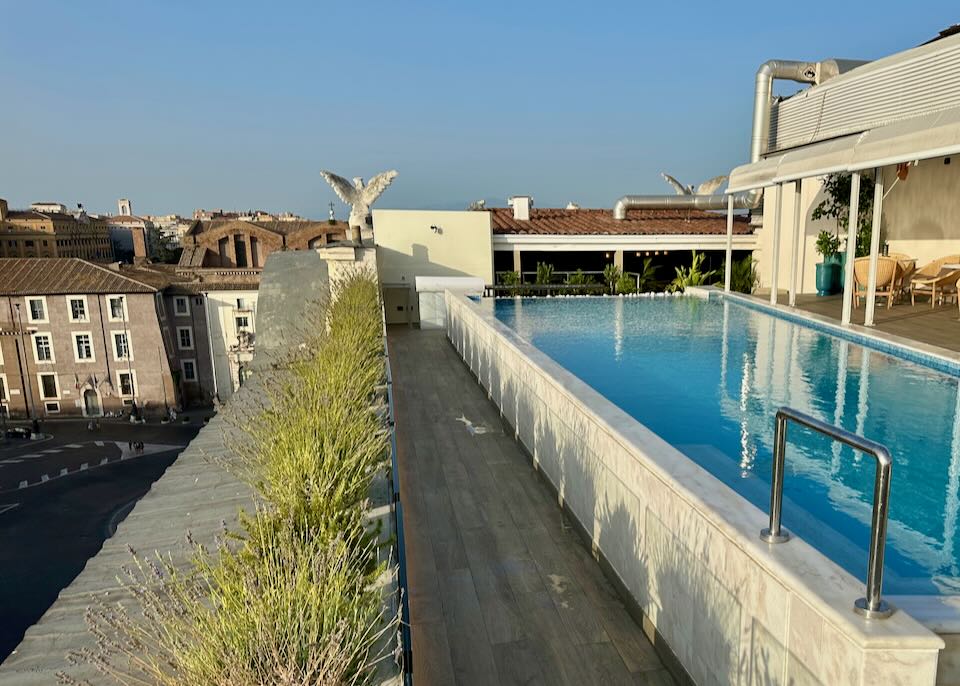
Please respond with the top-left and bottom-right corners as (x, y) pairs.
(788, 181), (803, 307)
(864, 168), (885, 327)
(840, 171), (862, 325)
(724, 194), (734, 292)
(769, 184), (783, 305)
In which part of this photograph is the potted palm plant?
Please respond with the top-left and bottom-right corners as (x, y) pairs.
(815, 230), (841, 296)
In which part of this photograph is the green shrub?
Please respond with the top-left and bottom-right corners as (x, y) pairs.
(615, 273), (637, 294)
(815, 230), (840, 259)
(636, 257), (659, 292)
(724, 255), (759, 294)
(498, 271), (521, 286)
(670, 250), (718, 293)
(602, 264), (621, 293)
(565, 269), (594, 295)
(535, 262), (554, 285)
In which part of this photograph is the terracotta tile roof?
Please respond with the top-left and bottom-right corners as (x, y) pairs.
(487, 207), (752, 236)
(0, 258), (157, 295)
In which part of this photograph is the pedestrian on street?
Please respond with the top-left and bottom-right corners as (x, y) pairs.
(128, 440), (133, 452)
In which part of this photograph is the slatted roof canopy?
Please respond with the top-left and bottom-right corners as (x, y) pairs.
(727, 105), (960, 191)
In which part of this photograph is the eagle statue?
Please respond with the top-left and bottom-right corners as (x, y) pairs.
(660, 172), (728, 196)
(320, 169), (399, 241)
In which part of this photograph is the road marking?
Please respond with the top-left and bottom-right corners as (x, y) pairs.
(0, 441), (187, 494)
(0, 459), (23, 464)
(64, 443), (83, 449)
(94, 441), (104, 447)
(0, 504), (18, 515)
(42, 449), (61, 454)
(18, 454), (41, 459)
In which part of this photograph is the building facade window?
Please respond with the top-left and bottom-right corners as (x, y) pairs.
(0, 374), (7, 402)
(39, 373), (59, 399)
(74, 332), (94, 362)
(182, 359), (197, 382)
(26, 296), (47, 323)
(117, 371), (136, 397)
(177, 326), (194, 350)
(113, 331), (132, 360)
(108, 295), (127, 322)
(67, 296), (88, 322)
(44, 401), (60, 414)
(174, 296), (190, 316)
(235, 315), (250, 330)
(33, 333), (54, 362)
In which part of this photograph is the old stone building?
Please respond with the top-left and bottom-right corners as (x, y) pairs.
(0, 259), (175, 418)
(0, 200), (113, 261)
(177, 218), (347, 270)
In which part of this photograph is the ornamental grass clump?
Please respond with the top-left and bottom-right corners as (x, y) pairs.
(60, 515), (388, 686)
(233, 270), (389, 545)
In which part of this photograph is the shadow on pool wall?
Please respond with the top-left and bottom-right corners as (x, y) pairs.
(445, 291), (946, 685)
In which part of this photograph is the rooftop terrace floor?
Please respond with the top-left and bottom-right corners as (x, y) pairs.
(388, 327), (673, 686)
(763, 291), (960, 354)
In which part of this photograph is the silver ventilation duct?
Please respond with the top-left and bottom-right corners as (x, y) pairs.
(612, 58), (866, 219)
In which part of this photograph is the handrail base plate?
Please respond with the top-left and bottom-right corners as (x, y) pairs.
(854, 597), (894, 619)
(760, 528), (791, 544)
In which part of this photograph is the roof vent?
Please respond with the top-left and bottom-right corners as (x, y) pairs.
(508, 195), (532, 221)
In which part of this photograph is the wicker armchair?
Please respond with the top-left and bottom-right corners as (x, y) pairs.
(854, 257), (901, 309)
(887, 253), (917, 300)
(911, 254), (960, 307)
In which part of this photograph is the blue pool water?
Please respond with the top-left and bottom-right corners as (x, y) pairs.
(484, 296), (960, 595)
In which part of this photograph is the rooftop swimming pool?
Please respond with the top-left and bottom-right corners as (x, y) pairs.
(483, 295), (960, 596)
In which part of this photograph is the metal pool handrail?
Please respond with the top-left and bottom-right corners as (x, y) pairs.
(760, 406), (894, 620)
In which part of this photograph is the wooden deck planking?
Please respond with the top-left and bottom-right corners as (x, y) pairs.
(388, 327), (673, 686)
(769, 292), (960, 354)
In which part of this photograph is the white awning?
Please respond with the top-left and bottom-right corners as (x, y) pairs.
(725, 105), (960, 191)
(772, 134), (861, 183)
(851, 107), (960, 169)
(726, 154), (785, 193)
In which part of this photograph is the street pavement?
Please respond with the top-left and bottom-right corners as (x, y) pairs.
(0, 418), (203, 661)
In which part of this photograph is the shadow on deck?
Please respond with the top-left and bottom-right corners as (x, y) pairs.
(388, 327), (674, 686)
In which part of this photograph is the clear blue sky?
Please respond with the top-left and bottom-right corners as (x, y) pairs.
(1, 2), (955, 217)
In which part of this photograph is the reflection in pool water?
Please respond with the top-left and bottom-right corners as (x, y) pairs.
(485, 296), (960, 595)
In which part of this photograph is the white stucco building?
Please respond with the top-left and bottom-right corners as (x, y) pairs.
(727, 28), (960, 326)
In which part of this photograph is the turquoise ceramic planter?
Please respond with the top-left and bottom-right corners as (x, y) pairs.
(816, 262), (840, 296)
